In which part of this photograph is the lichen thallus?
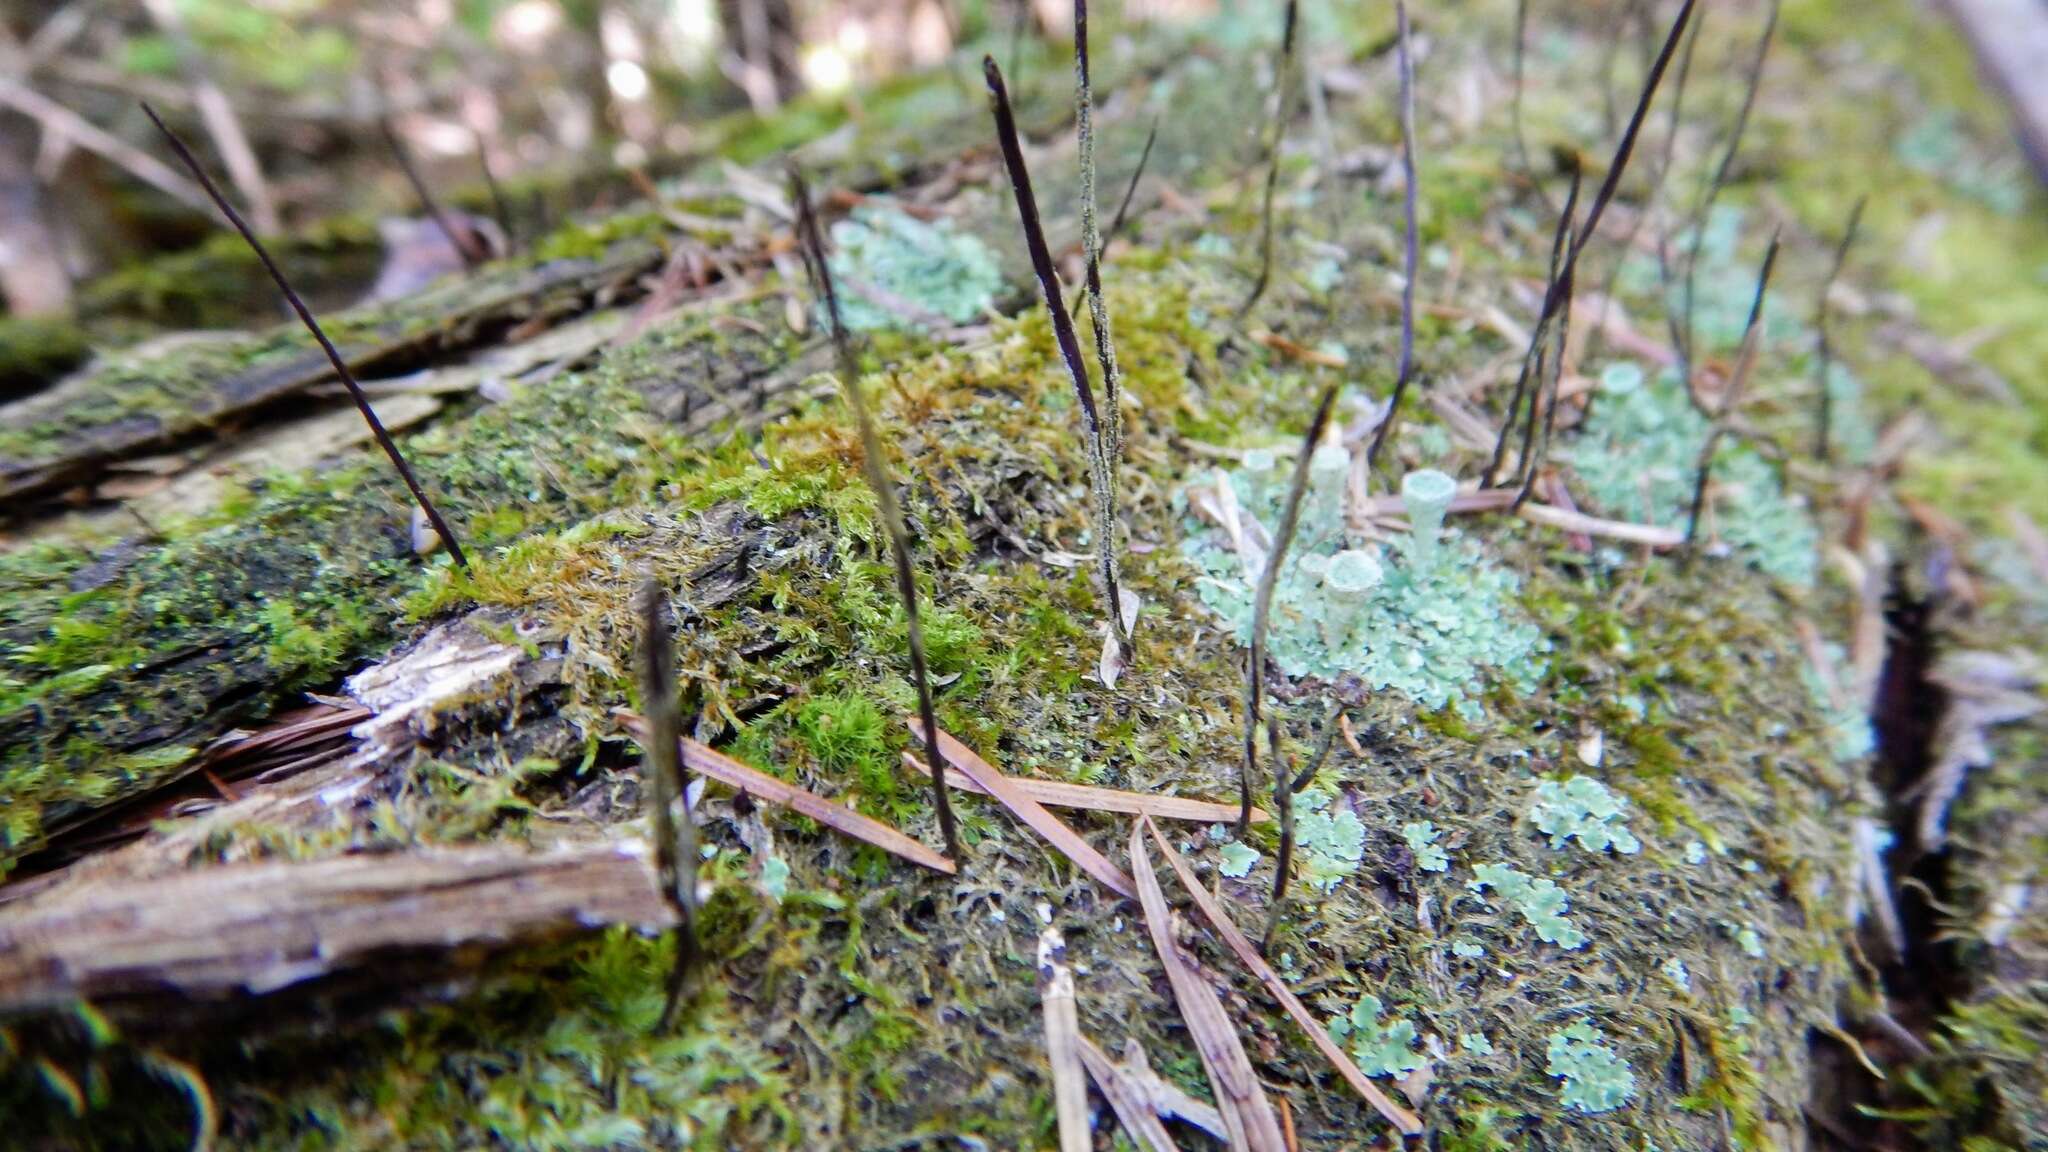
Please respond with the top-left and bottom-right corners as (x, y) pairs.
(785, 164), (963, 865)
(142, 102), (468, 568)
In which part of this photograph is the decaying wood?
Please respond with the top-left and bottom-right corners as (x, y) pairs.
(0, 841), (673, 1013)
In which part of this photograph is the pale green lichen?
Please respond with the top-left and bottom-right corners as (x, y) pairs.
(824, 206), (1001, 332)
(1566, 362), (1819, 586)
(1546, 1020), (1637, 1114)
(1529, 776), (1641, 856)
(1736, 925), (1766, 959)
(1660, 957), (1692, 992)
(1469, 863), (1586, 949)
(1218, 840), (1260, 878)
(1451, 939), (1486, 958)
(1183, 454), (1546, 715)
(1402, 820), (1450, 871)
(1799, 641), (1876, 763)
(1684, 840), (1709, 865)
(1461, 1032), (1495, 1056)
(1294, 788), (1366, 891)
(1328, 995), (1424, 1078)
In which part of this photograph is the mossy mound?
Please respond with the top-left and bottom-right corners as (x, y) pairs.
(4, 0), (2046, 1147)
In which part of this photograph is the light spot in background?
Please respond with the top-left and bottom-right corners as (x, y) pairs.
(496, 0), (561, 52)
(803, 44), (853, 94)
(606, 59), (651, 102)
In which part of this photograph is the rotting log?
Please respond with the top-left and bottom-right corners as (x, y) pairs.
(0, 841), (672, 1013)
(0, 3), (2045, 1149)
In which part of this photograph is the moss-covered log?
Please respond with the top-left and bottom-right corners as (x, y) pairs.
(2, 1), (2046, 1149)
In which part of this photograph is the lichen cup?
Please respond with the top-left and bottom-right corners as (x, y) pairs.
(1321, 547), (1384, 646)
(1400, 468), (1458, 570)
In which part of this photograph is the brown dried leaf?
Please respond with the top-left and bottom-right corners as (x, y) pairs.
(1144, 818), (1425, 1135)
(907, 724), (1134, 898)
(1128, 820), (1288, 1152)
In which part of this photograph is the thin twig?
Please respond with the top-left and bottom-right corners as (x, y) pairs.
(1678, 0), (1778, 368)
(143, 102), (467, 567)
(0, 81), (210, 213)
(1814, 194), (1866, 461)
(1487, 165), (1580, 489)
(1508, 0), (1557, 218)
(1237, 0), (1300, 317)
(1582, 5), (1700, 370)
(1107, 116), (1160, 248)
(1241, 384), (1340, 832)
(633, 577), (697, 1027)
(381, 114), (486, 270)
(788, 164), (961, 863)
(1487, 0), (1697, 487)
(1517, 167), (1585, 511)
(473, 123), (514, 250)
(1686, 229), (1780, 547)
(1364, 0), (1419, 475)
(1074, 0), (1124, 460)
(985, 56), (1129, 645)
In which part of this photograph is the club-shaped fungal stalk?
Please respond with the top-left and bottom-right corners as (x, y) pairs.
(1308, 444), (1351, 544)
(1401, 468), (1458, 571)
(1321, 548), (1384, 648)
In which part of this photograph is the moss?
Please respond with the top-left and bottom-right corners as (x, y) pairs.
(0, 316), (92, 398)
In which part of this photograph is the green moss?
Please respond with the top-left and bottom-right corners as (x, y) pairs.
(0, 316), (91, 397)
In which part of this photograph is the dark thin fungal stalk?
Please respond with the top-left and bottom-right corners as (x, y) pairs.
(1508, 0), (1555, 217)
(1262, 712), (1291, 955)
(1106, 116), (1159, 248)
(1583, 6), (1699, 370)
(1518, 262), (1576, 510)
(1262, 707), (1338, 956)
(1686, 230), (1780, 547)
(473, 124), (514, 250)
(1678, 0), (1777, 367)
(634, 576), (698, 1027)
(1486, 0), (1695, 487)
(1237, 0), (1300, 317)
(984, 56), (1129, 643)
(1073, 0), (1124, 460)
(1486, 166), (1580, 489)
(1364, 0), (1419, 476)
(788, 164), (962, 863)
(379, 115), (486, 270)
(1241, 383), (1340, 833)
(143, 102), (467, 568)
(1813, 195), (1866, 461)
